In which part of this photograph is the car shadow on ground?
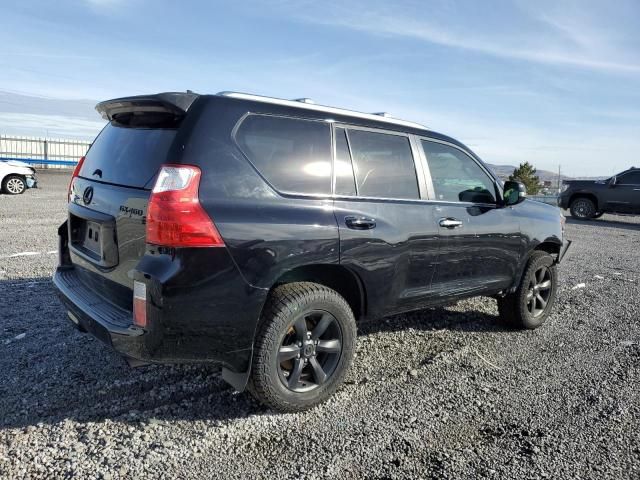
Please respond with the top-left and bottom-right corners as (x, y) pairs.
(0, 277), (506, 429)
(565, 216), (640, 231)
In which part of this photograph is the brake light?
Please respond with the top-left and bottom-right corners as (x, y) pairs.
(132, 281), (147, 328)
(146, 165), (224, 247)
(68, 156), (86, 201)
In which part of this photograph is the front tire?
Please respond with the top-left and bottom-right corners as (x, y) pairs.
(498, 251), (557, 329)
(248, 282), (357, 412)
(569, 197), (596, 219)
(2, 175), (26, 195)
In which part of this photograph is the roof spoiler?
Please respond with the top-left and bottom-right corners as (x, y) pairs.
(96, 92), (199, 121)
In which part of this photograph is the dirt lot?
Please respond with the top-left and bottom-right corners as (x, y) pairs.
(1, 171), (639, 479)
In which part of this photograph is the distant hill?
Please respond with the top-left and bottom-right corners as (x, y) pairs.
(486, 164), (570, 186)
(487, 164), (607, 184)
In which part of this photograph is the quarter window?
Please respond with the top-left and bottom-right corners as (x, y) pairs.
(347, 129), (419, 199)
(236, 115), (332, 195)
(421, 140), (496, 204)
(334, 128), (357, 196)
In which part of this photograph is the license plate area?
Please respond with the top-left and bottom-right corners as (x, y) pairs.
(82, 221), (102, 256)
(68, 203), (119, 269)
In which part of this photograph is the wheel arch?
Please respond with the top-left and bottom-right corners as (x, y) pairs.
(269, 264), (366, 322)
(569, 192), (599, 211)
(222, 263), (366, 393)
(508, 239), (562, 293)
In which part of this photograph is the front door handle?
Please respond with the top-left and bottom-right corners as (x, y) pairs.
(345, 216), (376, 230)
(439, 217), (463, 229)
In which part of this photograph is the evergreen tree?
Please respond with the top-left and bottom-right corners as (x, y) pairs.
(509, 162), (540, 195)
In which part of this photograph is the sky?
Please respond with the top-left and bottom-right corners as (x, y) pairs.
(1, 0), (639, 176)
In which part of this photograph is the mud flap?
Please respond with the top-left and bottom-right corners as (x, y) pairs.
(556, 239), (573, 264)
(222, 366), (251, 392)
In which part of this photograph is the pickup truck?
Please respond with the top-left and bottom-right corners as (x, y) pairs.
(559, 168), (640, 219)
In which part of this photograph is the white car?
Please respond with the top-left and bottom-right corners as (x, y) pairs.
(0, 160), (38, 195)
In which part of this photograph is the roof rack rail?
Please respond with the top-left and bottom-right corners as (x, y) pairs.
(372, 112), (391, 117)
(292, 98), (315, 104)
(216, 91), (428, 130)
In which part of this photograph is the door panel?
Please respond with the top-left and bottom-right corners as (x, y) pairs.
(335, 200), (440, 317)
(605, 186), (636, 213)
(420, 138), (522, 301)
(428, 204), (520, 301)
(606, 171), (640, 213)
(333, 126), (439, 317)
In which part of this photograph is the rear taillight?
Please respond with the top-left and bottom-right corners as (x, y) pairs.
(68, 155), (86, 201)
(132, 280), (147, 328)
(146, 165), (224, 247)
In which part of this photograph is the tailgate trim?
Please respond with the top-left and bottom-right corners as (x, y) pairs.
(53, 268), (140, 334)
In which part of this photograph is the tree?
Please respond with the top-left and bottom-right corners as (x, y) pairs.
(509, 162), (540, 195)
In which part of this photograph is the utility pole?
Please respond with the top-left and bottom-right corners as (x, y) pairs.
(557, 164), (561, 193)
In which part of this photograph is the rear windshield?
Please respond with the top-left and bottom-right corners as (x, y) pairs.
(80, 123), (177, 188)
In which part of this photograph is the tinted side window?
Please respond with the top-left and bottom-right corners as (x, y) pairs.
(347, 129), (419, 199)
(421, 140), (496, 204)
(618, 171), (640, 185)
(334, 127), (356, 196)
(236, 115), (331, 195)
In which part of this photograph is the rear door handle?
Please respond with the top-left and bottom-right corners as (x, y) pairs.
(439, 217), (463, 229)
(345, 216), (376, 230)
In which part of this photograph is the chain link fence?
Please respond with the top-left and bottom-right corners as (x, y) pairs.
(0, 135), (90, 168)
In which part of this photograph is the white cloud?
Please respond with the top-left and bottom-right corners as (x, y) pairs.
(0, 113), (104, 140)
(278, 0), (640, 74)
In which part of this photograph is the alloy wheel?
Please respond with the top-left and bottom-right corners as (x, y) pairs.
(6, 178), (25, 194)
(525, 266), (553, 318)
(572, 199), (593, 218)
(278, 310), (343, 393)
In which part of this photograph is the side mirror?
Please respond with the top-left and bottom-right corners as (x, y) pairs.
(609, 176), (617, 187)
(503, 180), (527, 206)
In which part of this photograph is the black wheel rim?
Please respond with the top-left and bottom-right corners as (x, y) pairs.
(573, 200), (593, 218)
(526, 266), (552, 318)
(277, 310), (342, 393)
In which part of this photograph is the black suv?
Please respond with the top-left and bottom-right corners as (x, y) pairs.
(54, 92), (570, 411)
(559, 168), (640, 219)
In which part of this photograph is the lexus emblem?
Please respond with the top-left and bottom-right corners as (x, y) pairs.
(83, 186), (94, 205)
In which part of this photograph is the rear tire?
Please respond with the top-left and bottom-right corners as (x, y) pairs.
(2, 175), (26, 195)
(248, 282), (357, 412)
(498, 251), (557, 329)
(569, 197), (596, 219)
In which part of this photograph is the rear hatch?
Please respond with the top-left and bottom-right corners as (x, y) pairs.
(67, 93), (198, 311)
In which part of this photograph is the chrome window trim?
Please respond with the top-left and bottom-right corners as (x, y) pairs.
(330, 123), (426, 201)
(219, 91), (429, 131)
(230, 112), (501, 208)
(331, 126), (358, 197)
(417, 135), (502, 204)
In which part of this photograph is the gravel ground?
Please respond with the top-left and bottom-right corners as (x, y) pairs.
(1, 171), (639, 479)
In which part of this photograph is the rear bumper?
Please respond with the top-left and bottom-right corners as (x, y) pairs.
(53, 267), (147, 361)
(53, 225), (269, 377)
